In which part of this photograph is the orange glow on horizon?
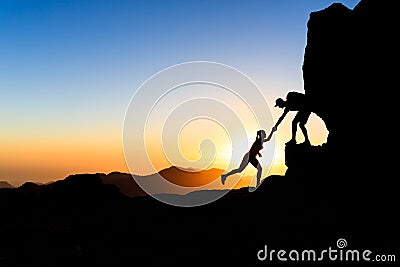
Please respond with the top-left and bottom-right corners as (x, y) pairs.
(0, 98), (327, 188)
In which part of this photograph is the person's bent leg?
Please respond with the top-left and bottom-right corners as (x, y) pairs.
(249, 157), (261, 188)
(299, 111), (311, 145)
(291, 119), (298, 141)
(256, 163), (262, 188)
(299, 123), (310, 144)
(287, 113), (300, 145)
(221, 153), (249, 184)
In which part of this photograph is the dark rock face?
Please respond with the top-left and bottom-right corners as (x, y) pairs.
(303, 0), (395, 151)
(303, 3), (353, 134)
(288, 0), (397, 225)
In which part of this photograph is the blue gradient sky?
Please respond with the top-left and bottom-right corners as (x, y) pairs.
(0, 0), (360, 185)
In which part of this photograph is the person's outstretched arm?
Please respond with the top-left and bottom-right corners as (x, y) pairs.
(264, 130), (274, 142)
(272, 108), (289, 131)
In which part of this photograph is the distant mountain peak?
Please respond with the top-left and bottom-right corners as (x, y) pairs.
(0, 181), (14, 189)
(161, 166), (202, 173)
(173, 166), (202, 172)
(161, 165), (223, 173)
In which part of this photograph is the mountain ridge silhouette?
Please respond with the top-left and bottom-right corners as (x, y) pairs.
(2, 165), (255, 198)
(101, 166), (229, 197)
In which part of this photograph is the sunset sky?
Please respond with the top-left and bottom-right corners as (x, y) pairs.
(0, 0), (360, 187)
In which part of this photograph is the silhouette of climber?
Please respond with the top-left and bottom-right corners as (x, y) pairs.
(221, 129), (275, 189)
(273, 91), (311, 145)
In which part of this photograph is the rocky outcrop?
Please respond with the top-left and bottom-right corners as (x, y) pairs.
(286, 0), (397, 223)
